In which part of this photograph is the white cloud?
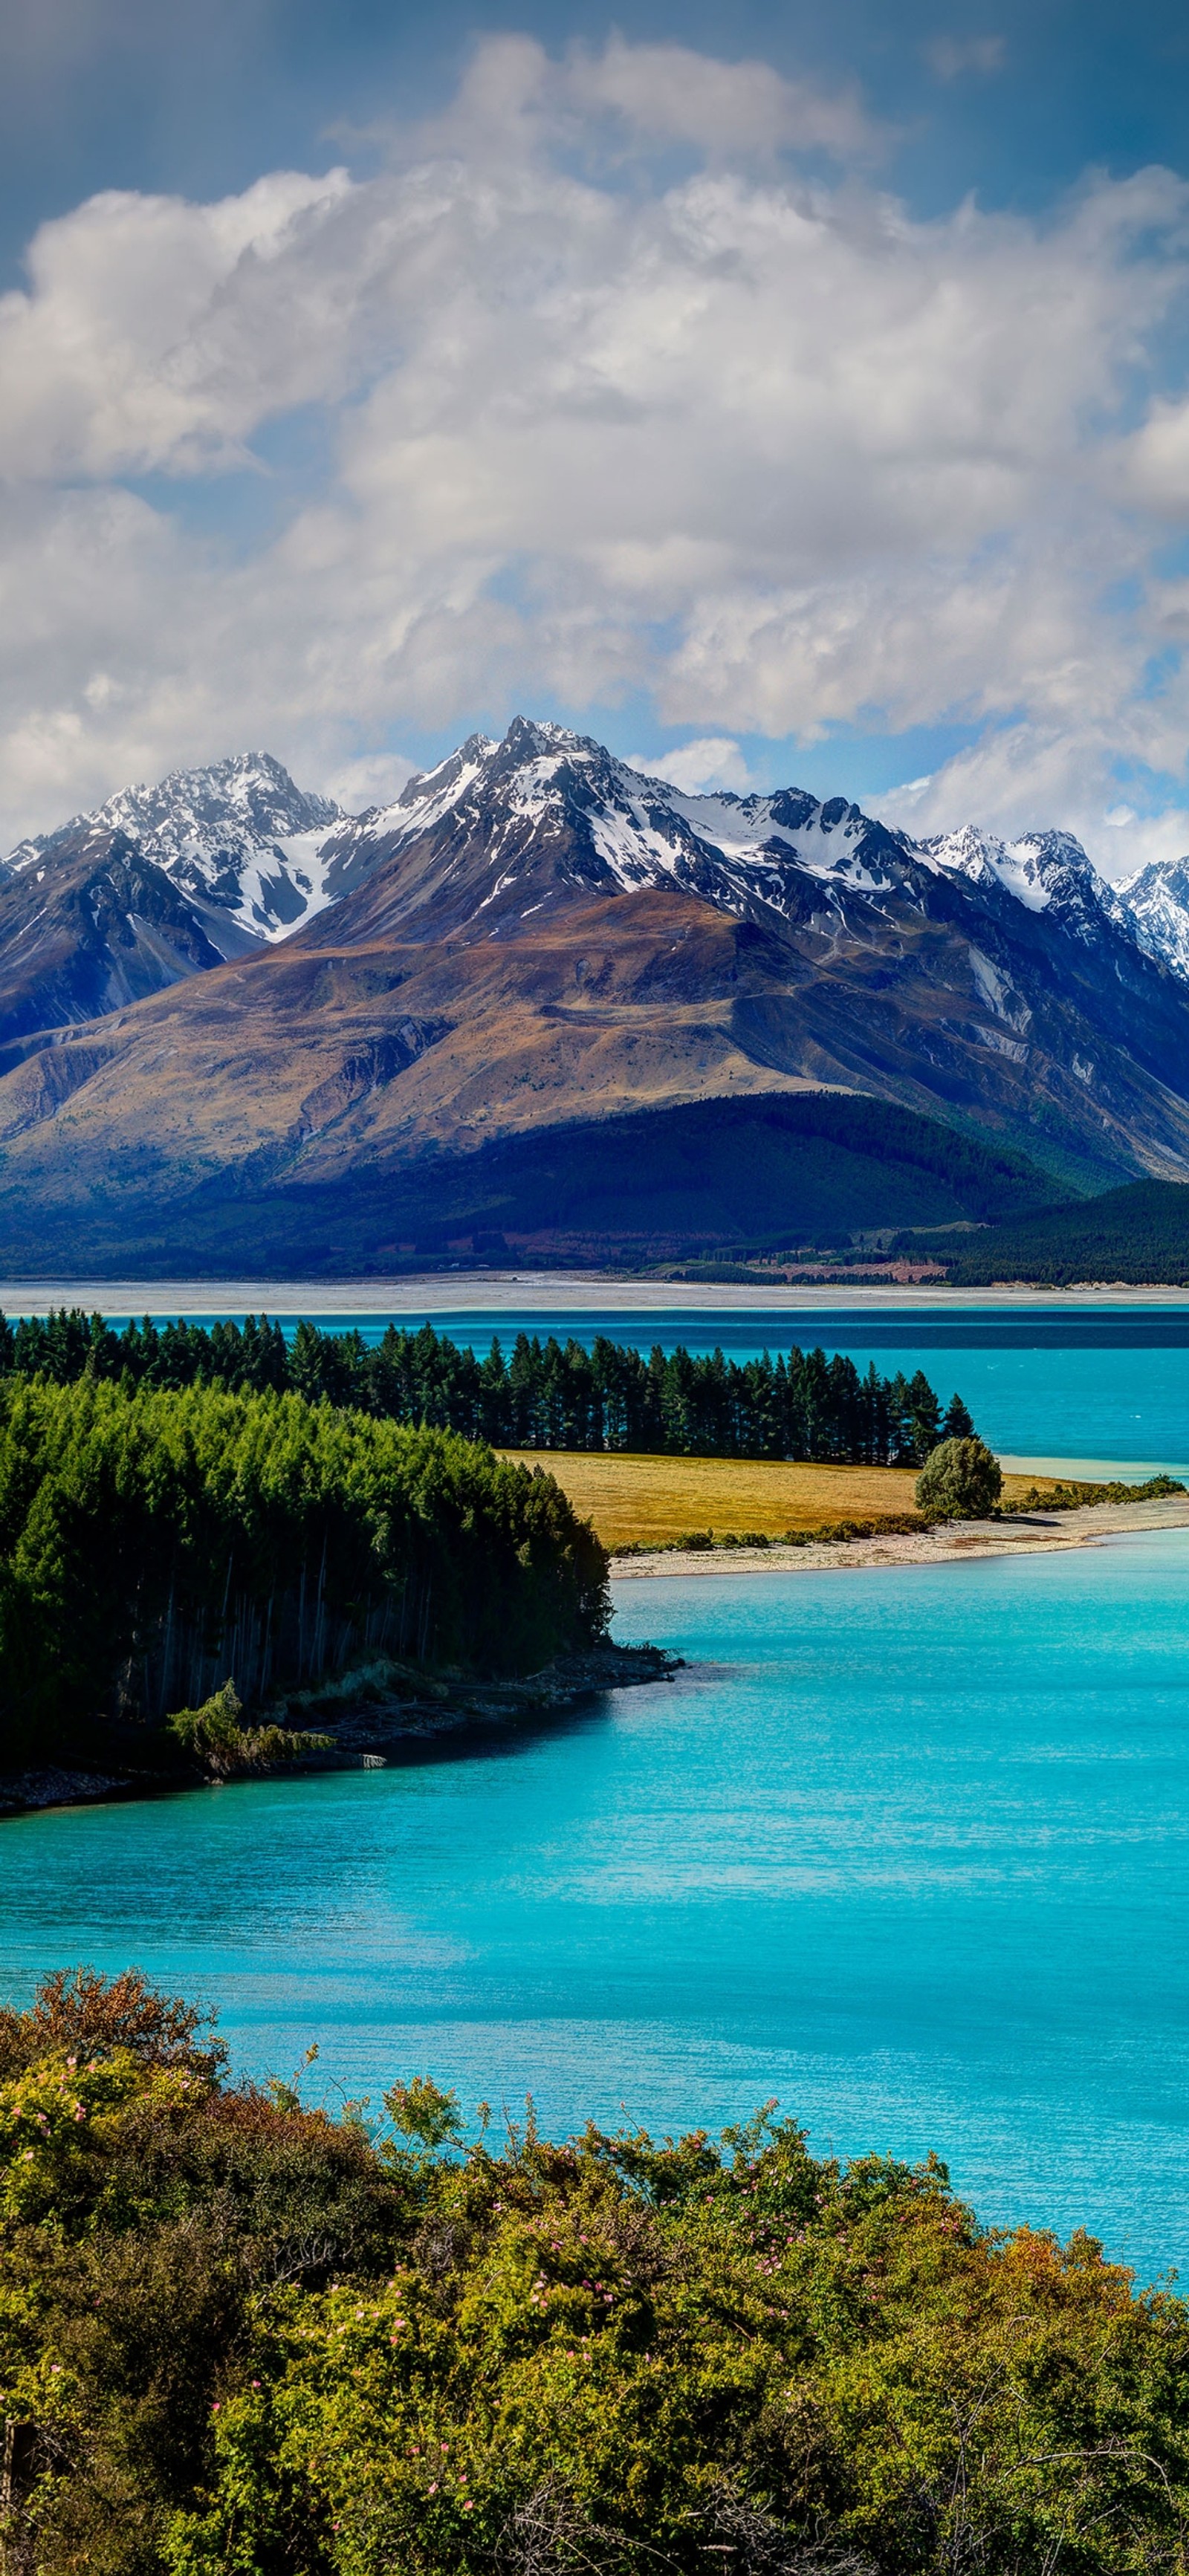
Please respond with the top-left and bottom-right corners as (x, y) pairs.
(874, 723), (1189, 881)
(562, 34), (881, 163)
(626, 737), (756, 794)
(0, 166), (356, 479)
(2, 33), (1189, 850)
(320, 750), (418, 812)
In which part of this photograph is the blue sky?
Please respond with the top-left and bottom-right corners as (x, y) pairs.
(4, 0), (1189, 871)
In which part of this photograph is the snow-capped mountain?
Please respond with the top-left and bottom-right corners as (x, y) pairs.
(6, 753), (347, 950)
(323, 721), (1162, 967)
(317, 716), (927, 947)
(10, 721), (1189, 985)
(919, 824), (1112, 942)
(10, 716), (1189, 1259)
(1107, 858), (1189, 982)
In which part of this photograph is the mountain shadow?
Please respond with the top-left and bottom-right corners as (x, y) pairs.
(0, 1091), (1067, 1279)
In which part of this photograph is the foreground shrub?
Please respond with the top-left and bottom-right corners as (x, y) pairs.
(0, 1971), (1186, 2575)
(165, 1681), (331, 1779)
(916, 1434), (1003, 1520)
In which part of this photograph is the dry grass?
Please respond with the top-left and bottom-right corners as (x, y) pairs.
(499, 1450), (1078, 1551)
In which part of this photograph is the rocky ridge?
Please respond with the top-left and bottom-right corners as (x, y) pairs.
(5, 752), (347, 957)
(9, 720), (1189, 987)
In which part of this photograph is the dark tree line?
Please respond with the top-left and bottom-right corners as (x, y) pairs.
(0, 1378), (608, 1763)
(0, 1309), (974, 1467)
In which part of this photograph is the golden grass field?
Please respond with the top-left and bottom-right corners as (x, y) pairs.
(499, 1449), (1072, 1551)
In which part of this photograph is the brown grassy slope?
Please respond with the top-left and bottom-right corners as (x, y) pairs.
(0, 894), (815, 1211)
(497, 1452), (1075, 1550)
(6, 846), (1189, 1230)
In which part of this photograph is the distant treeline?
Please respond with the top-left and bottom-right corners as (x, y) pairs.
(937, 1175), (1189, 1287)
(1, 1309), (974, 1467)
(0, 1378), (607, 1763)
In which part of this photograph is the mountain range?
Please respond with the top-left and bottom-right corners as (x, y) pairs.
(4, 718), (1189, 1274)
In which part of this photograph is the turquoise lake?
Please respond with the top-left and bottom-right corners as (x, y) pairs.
(3, 1528), (1188, 2283)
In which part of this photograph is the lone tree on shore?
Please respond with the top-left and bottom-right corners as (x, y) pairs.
(916, 1435), (1002, 1520)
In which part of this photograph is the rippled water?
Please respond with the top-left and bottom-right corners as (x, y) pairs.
(3, 1528), (1188, 2280)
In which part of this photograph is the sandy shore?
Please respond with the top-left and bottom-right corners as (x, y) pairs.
(4, 1274), (1189, 1317)
(610, 1493), (1189, 1579)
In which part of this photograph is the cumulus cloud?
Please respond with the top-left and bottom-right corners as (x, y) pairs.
(2, 32), (1189, 853)
(562, 33), (881, 162)
(320, 749), (419, 811)
(0, 166), (355, 479)
(875, 724), (1189, 880)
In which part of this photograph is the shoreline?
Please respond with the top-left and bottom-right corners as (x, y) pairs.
(609, 1492), (1189, 1579)
(4, 1272), (1189, 1318)
(7, 1502), (1189, 1816)
(0, 1642), (677, 1823)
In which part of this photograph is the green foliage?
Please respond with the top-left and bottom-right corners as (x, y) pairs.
(381, 2075), (464, 2152)
(165, 1681), (331, 1779)
(916, 1435), (1005, 1520)
(941, 1391), (975, 1440)
(0, 1378), (608, 1766)
(0, 1969), (1187, 2575)
(943, 1176), (1189, 1285)
(1, 1306), (973, 1469)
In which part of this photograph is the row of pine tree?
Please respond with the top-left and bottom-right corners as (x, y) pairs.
(1, 1310), (973, 1467)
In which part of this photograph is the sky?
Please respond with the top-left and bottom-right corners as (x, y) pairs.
(5, 0), (1189, 875)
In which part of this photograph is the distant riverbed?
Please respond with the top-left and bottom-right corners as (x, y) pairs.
(7, 1272), (1189, 1316)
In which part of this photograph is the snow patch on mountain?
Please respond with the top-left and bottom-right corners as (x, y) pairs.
(326, 718), (919, 939)
(10, 718), (1189, 997)
(919, 823), (1109, 935)
(1107, 857), (1189, 982)
(5, 753), (348, 948)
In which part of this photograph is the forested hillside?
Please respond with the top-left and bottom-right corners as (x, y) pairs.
(939, 1175), (1189, 1284)
(0, 1379), (607, 1765)
(0, 1968), (1185, 2576)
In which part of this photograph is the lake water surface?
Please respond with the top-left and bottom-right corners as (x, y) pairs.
(3, 1528), (1188, 2282)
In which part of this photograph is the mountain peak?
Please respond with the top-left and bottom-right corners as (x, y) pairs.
(1109, 851), (1189, 980)
(14, 718), (1189, 1009)
(5, 750), (347, 950)
(921, 820), (1107, 937)
(501, 713), (576, 755)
